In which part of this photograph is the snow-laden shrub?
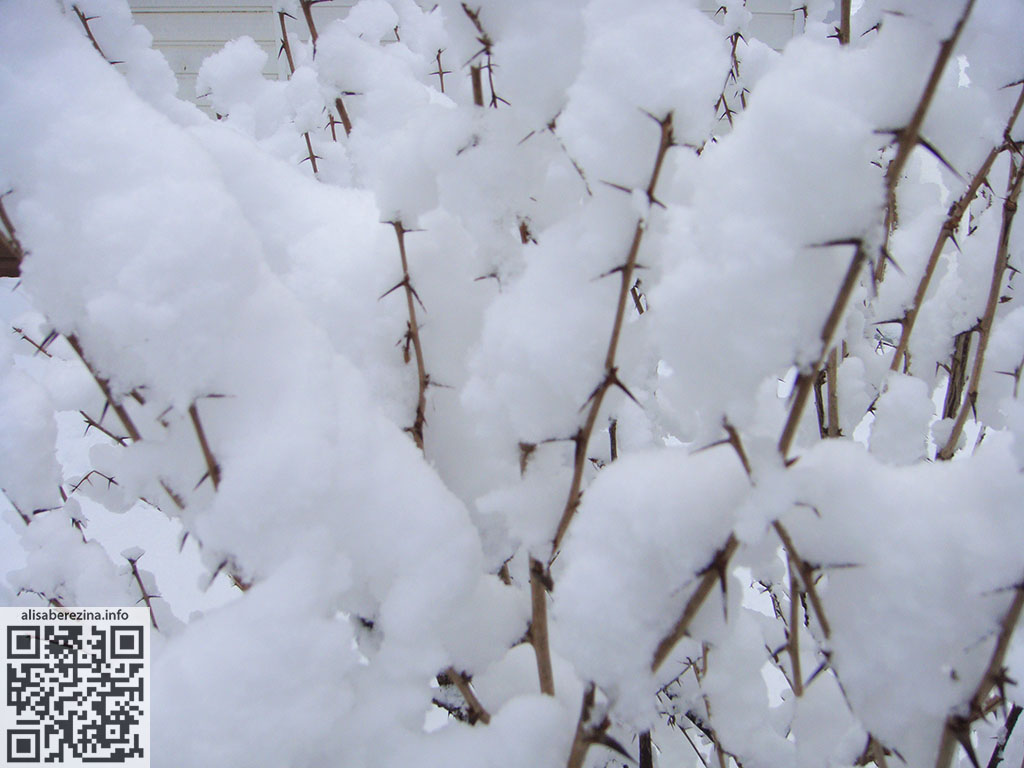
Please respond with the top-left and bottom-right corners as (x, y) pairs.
(2, 0), (1024, 766)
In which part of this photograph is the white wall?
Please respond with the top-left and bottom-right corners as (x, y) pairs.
(124, 0), (802, 105)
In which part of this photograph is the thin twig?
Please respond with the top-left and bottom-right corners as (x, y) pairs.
(0, 195), (24, 278)
(125, 553), (160, 631)
(652, 534), (739, 672)
(550, 112), (674, 557)
(839, 0), (851, 45)
(877, 0), (978, 284)
(387, 222), (429, 451)
(778, 242), (867, 460)
(66, 334), (141, 442)
(938, 159), (1024, 460)
(825, 347), (840, 437)
(891, 84), (1024, 372)
(529, 557), (555, 695)
(443, 667), (491, 725)
(189, 402), (221, 490)
(787, 554), (804, 696)
(431, 49), (451, 93)
(935, 582), (1024, 768)
(985, 704), (1022, 768)
(299, 0), (319, 48)
(72, 5), (108, 60)
(566, 684), (596, 768)
(278, 11), (296, 75)
(773, 521), (831, 638)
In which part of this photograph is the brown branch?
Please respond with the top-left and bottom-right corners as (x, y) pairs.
(529, 557), (555, 695)
(432, 49), (451, 93)
(935, 582), (1024, 768)
(470, 65), (484, 107)
(66, 334), (141, 442)
(652, 533), (739, 672)
(778, 243), (867, 460)
(942, 330), (973, 418)
(302, 132), (319, 175)
(639, 731), (653, 768)
(72, 5), (108, 60)
(79, 410), (128, 446)
(773, 521), (831, 638)
(890, 84), (1024, 372)
(566, 684), (596, 768)
(839, 0), (851, 45)
(333, 97), (352, 137)
(550, 112), (673, 557)
(299, 0), (319, 48)
(125, 553), (160, 631)
(388, 222), (429, 451)
(938, 159), (1024, 460)
(278, 12), (296, 75)
(443, 667), (491, 725)
(826, 347), (840, 437)
(0, 195), (24, 278)
(877, 0), (978, 284)
(786, 554), (804, 696)
(189, 402), (221, 490)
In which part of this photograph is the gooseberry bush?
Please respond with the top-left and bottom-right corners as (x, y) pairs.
(2, 0), (1024, 766)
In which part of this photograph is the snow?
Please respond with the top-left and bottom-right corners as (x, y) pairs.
(3, 0), (1024, 766)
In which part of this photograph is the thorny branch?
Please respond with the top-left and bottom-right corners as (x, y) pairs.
(441, 667), (491, 725)
(651, 534), (739, 673)
(876, 0), (978, 285)
(125, 552), (160, 631)
(937, 158), (1024, 460)
(72, 5), (109, 62)
(461, 4), (507, 108)
(550, 111), (674, 558)
(386, 222), (429, 451)
(66, 334), (142, 443)
(890, 84), (1024, 373)
(935, 581), (1024, 768)
(0, 194), (24, 278)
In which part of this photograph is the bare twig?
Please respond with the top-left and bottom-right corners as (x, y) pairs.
(839, 0), (851, 45)
(299, 0), (320, 48)
(938, 159), (1024, 460)
(877, 0), (978, 284)
(124, 552), (160, 631)
(825, 347), (840, 437)
(0, 195), (24, 278)
(778, 242), (867, 460)
(652, 533), (739, 672)
(79, 410), (128, 446)
(72, 5), (108, 61)
(890, 84), (1024, 372)
(189, 402), (221, 490)
(942, 330), (973, 418)
(385, 222), (429, 450)
(333, 97), (352, 137)
(773, 521), (831, 638)
(935, 582), (1024, 768)
(639, 731), (653, 768)
(787, 553), (804, 696)
(278, 11), (296, 75)
(443, 667), (491, 725)
(550, 112), (674, 557)
(431, 49), (451, 93)
(985, 704), (1021, 768)
(66, 334), (141, 442)
(529, 557), (555, 695)
(566, 684), (596, 768)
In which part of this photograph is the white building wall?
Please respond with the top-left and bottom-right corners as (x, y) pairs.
(124, 0), (802, 106)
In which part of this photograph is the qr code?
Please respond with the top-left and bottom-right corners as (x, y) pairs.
(2, 609), (149, 767)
